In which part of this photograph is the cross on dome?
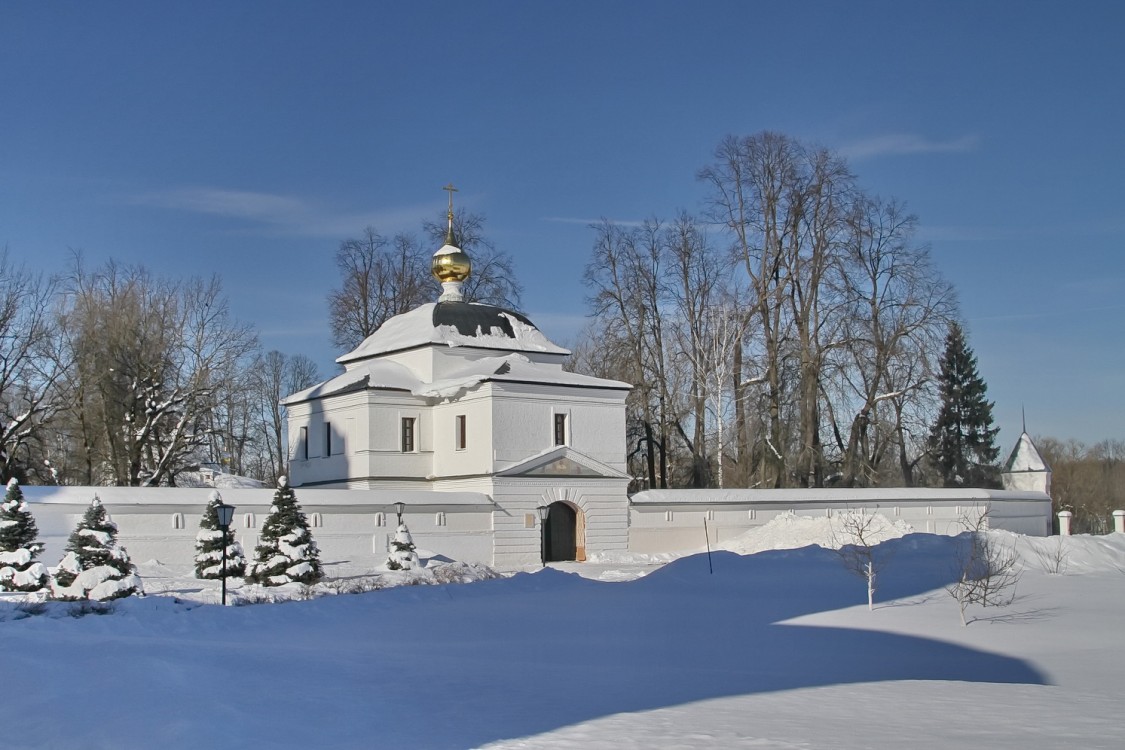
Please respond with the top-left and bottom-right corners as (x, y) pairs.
(443, 183), (458, 245)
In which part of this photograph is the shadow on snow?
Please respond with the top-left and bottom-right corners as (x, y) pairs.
(0, 533), (1046, 749)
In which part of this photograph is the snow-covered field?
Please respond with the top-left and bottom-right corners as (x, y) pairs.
(2, 517), (1123, 750)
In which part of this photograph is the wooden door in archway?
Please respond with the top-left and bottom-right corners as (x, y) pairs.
(544, 502), (577, 562)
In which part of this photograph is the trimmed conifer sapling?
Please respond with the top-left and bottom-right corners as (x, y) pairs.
(248, 476), (322, 586)
(386, 522), (421, 571)
(195, 490), (247, 579)
(0, 478), (48, 592)
(52, 495), (142, 601)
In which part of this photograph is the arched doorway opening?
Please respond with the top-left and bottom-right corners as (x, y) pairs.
(543, 501), (579, 562)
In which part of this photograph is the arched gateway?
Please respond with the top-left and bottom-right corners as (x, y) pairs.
(543, 501), (580, 562)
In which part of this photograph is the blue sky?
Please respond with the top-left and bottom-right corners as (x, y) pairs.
(2, 1), (1122, 447)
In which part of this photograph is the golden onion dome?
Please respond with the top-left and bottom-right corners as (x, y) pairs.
(431, 243), (472, 283)
(432, 183), (472, 285)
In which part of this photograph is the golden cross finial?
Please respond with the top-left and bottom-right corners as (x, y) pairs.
(442, 183), (458, 244)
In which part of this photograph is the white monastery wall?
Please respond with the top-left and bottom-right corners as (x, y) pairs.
(628, 488), (1052, 554)
(22, 486), (495, 572)
(21, 483), (1051, 574)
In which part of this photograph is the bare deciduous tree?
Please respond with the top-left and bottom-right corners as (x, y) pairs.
(328, 228), (430, 352)
(0, 249), (65, 483)
(832, 508), (891, 611)
(830, 196), (957, 487)
(1037, 436), (1125, 534)
(576, 130), (961, 491)
(56, 256), (256, 486)
(251, 350), (320, 484)
(329, 211), (524, 354)
(947, 508), (1021, 626)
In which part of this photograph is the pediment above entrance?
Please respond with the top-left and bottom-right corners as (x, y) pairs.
(496, 446), (629, 479)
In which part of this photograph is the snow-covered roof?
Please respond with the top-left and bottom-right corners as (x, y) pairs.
(337, 302), (570, 365)
(283, 359), (420, 404)
(22, 486), (493, 508)
(631, 487), (1050, 505)
(286, 352), (629, 404)
(1004, 432), (1051, 473)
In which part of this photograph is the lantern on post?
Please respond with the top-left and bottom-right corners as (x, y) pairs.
(215, 498), (236, 606)
(535, 504), (550, 567)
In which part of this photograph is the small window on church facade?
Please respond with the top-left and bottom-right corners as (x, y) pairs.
(299, 426), (308, 460)
(325, 423), (332, 457)
(401, 417), (416, 452)
(455, 415), (466, 450)
(554, 413), (567, 446)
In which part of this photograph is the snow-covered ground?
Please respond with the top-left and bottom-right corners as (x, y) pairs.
(1, 516), (1123, 749)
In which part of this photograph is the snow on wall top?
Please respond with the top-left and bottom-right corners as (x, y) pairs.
(1004, 432), (1051, 473)
(22, 486), (494, 508)
(337, 302), (570, 365)
(631, 487), (1051, 505)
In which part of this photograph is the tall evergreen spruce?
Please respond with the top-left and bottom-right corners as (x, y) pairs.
(248, 476), (322, 586)
(52, 496), (141, 601)
(195, 491), (247, 579)
(0, 478), (48, 592)
(929, 323), (1001, 487)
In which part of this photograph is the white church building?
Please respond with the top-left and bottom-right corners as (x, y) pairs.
(21, 197), (1053, 571)
(281, 206), (633, 568)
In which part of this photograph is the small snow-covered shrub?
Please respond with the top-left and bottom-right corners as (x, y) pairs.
(2, 601), (48, 621)
(232, 591), (275, 607)
(323, 576), (386, 595)
(51, 496), (142, 602)
(247, 477), (322, 586)
(429, 561), (501, 585)
(194, 490), (247, 579)
(66, 600), (115, 618)
(1030, 536), (1069, 575)
(0, 479), (48, 593)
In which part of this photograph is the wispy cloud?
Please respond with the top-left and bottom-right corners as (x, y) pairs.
(128, 187), (432, 238)
(838, 133), (980, 161)
(543, 216), (646, 228)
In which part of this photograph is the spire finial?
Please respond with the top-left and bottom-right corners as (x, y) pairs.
(443, 183), (458, 245)
(1022, 405), (1027, 434)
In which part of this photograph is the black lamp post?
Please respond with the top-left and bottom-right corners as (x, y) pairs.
(535, 504), (550, 567)
(215, 498), (235, 606)
(393, 501), (405, 526)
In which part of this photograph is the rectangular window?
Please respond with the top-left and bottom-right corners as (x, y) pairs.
(455, 415), (467, 451)
(325, 423), (332, 457)
(299, 426), (308, 460)
(554, 413), (567, 446)
(401, 417), (416, 452)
